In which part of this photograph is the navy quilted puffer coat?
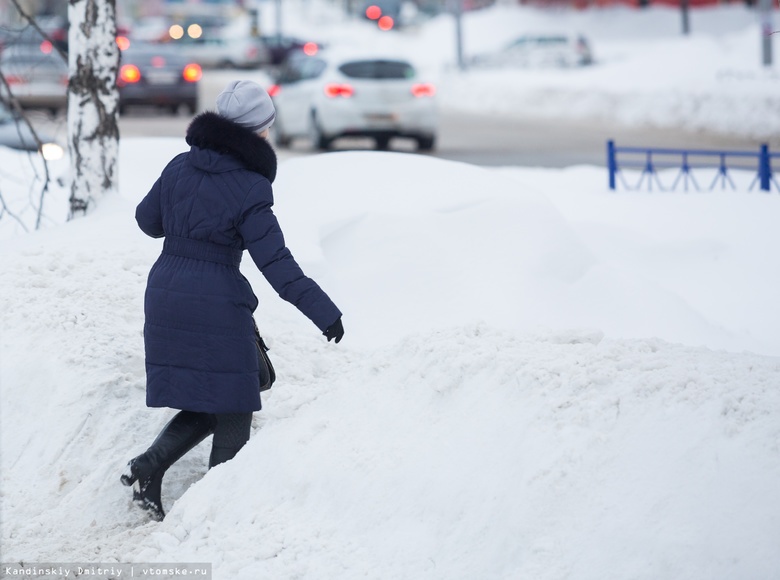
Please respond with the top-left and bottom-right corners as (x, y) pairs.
(135, 112), (342, 414)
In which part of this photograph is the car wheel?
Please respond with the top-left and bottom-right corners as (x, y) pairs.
(417, 136), (436, 152)
(273, 118), (293, 148)
(275, 131), (293, 148)
(308, 112), (331, 151)
(375, 136), (391, 151)
(186, 101), (198, 115)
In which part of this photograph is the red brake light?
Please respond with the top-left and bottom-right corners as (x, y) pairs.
(378, 16), (394, 31)
(183, 63), (202, 82)
(119, 64), (141, 84)
(411, 83), (435, 97)
(5, 75), (24, 85)
(40, 40), (53, 54)
(116, 36), (131, 51)
(303, 42), (318, 56)
(365, 5), (382, 19)
(268, 84), (281, 98)
(324, 83), (354, 98)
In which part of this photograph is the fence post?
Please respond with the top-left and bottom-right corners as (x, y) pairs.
(758, 144), (770, 192)
(607, 140), (616, 190)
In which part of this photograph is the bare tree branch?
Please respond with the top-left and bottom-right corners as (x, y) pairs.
(7, 0), (69, 63)
(0, 187), (31, 234)
(0, 69), (55, 230)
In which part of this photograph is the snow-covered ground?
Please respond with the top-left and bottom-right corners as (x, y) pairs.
(2, 2), (780, 579)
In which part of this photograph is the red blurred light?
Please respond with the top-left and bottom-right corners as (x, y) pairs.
(378, 16), (394, 31)
(119, 64), (141, 84)
(303, 42), (319, 56)
(5, 75), (24, 85)
(151, 56), (166, 68)
(365, 5), (382, 19)
(116, 36), (131, 51)
(324, 83), (354, 98)
(268, 84), (281, 97)
(40, 40), (53, 54)
(183, 63), (202, 82)
(411, 83), (436, 97)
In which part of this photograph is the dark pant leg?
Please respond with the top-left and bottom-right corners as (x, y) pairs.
(208, 412), (253, 468)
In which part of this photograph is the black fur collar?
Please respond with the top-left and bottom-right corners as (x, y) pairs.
(186, 111), (277, 183)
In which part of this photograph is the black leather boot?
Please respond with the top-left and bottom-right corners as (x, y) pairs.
(121, 411), (215, 520)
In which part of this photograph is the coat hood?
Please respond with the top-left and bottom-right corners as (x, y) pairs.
(186, 111), (277, 183)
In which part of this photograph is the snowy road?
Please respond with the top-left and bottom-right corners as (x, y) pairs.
(112, 106), (770, 168)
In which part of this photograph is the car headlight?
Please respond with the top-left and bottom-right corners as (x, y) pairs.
(41, 142), (64, 161)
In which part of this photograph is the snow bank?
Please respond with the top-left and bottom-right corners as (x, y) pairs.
(2, 145), (780, 579)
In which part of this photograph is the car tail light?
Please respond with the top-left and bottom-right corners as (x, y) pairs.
(411, 83), (435, 97)
(268, 84), (281, 97)
(365, 5), (381, 19)
(5, 74), (25, 85)
(378, 16), (394, 31)
(119, 64), (141, 84)
(183, 63), (202, 82)
(116, 36), (131, 51)
(40, 40), (53, 54)
(324, 83), (354, 98)
(303, 42), (318, 56)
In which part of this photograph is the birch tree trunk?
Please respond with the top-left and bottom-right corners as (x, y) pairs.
(68, 0), (120, 216)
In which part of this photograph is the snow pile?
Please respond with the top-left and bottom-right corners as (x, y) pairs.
(2, 141), (780, 579)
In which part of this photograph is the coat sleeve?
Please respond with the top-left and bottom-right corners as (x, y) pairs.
(135, 177), (165, 239)
(238, 181), (342, 332)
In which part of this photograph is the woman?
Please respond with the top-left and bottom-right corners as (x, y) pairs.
(121, 80), (344, 521)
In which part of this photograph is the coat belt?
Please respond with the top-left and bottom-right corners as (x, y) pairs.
(162, 235), (243, 267)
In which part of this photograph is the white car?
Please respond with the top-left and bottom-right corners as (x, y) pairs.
(469, 34), (593, 69)
(0, 45), (68, 114)
(268, 50), (438, 151)
(170, 34), (271, 69)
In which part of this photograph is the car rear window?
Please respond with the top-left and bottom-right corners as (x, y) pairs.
(338, 60), (415, 80)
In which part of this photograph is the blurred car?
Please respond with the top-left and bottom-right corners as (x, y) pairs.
(469, 34), (593, 69)
(117, 43), (201, 115)
(0, 16), (69, 54)
(0, 100), (64, 160)
(260, 35), (320, 66)
(0, 44), (68, 115)
(165, 30), (271, 69)
(268, 50), (438, 151)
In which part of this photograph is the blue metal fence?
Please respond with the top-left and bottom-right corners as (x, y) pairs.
(607, 140), (779, 192)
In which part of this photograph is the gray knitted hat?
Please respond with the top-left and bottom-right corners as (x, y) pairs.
(216, 80), (276, 133)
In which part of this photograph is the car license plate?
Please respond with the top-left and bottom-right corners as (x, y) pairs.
(364, 113), (397, 124)
(146, 71), (178, 85)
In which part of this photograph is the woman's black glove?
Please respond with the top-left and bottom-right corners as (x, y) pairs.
(323, 318), (344, 343)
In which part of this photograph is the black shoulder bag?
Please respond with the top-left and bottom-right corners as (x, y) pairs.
(254, 321), (276, 392)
